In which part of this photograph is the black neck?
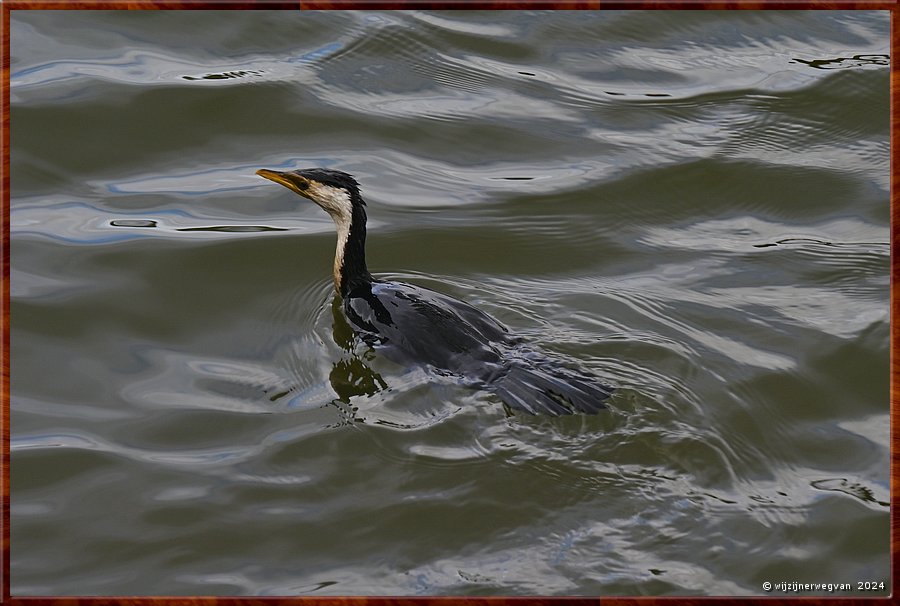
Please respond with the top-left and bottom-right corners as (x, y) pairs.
(339, 202), (373, 297)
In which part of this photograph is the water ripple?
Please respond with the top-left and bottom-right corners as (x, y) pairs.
(10, 9), (889, 597)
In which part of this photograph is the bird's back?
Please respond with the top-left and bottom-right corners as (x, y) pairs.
(343, 280), (613, 415)
(343, 280), (511, 379)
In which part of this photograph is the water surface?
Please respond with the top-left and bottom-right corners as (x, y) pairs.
(10, 9), (890, 596)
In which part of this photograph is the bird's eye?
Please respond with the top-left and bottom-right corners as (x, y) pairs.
(297, 181), (309, 191)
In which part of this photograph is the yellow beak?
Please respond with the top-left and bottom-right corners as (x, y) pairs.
(256, 169), (309, 197)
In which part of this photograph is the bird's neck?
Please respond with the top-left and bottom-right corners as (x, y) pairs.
(333, 204), (372, 297)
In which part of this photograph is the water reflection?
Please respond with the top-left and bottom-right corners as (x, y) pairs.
(182, 69), (265, 81)
(791, 53), (889, 70)
(327, 295), (388, 404)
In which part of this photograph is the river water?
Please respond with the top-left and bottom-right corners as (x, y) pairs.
(9, 9), (890, 596)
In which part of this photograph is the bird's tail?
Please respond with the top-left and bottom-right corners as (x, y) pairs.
(486, 351), (613, 416)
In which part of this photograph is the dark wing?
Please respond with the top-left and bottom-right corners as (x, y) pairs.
(487, 353), (614, 415)
(343, 280), (614, 416)
(343, 281), (509, 375)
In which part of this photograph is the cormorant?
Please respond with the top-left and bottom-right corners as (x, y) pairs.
(256, 167), (613, 415)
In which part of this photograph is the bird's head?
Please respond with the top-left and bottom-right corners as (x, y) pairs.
(256, 167), (364, 222)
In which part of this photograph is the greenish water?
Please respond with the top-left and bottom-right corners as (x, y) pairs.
(10, 10), (890, 597)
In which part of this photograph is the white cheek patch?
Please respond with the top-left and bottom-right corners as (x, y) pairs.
(308, 182), (353, 222)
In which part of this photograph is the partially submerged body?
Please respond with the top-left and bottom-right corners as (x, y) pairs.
(257, 167), (613, 415)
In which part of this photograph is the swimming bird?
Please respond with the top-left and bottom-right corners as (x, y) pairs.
(256, 167), (613, 415)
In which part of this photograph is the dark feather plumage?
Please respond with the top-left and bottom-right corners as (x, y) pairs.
(257, 167), (614, 415)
